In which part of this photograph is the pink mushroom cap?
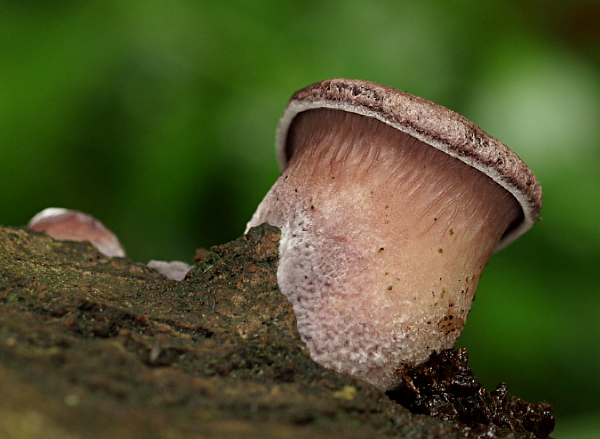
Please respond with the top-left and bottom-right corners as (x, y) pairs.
(28, 208), (125, 258)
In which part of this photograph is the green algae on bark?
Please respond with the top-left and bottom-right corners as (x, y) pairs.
(0, 224), (552, 438)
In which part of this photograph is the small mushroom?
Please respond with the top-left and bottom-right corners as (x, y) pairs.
(246, 79), (542, 390)
(28, 208), (194, 280)
(28, 208), (126, 258)
(147, 260), (193, 281)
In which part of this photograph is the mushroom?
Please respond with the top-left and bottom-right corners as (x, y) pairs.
(28, 208), (193, 280)
(246, 78), (542, 390)
(147, 259), (193, 281)
(28, 208), (126, 258)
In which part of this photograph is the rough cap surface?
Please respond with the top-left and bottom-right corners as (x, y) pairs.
(276, 78), (542, 250)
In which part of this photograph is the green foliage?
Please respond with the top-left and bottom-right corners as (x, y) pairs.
(2, 1), (599, 437)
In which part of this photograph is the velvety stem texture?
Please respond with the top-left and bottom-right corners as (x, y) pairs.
(247, 109), (520, 390)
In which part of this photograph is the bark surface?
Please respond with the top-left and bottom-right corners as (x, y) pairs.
(0, 224), (551, 438)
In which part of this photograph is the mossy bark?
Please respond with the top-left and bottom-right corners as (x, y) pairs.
(0, 224), (549, 438)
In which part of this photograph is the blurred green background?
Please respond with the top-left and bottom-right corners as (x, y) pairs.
(2, 0), (599, 436)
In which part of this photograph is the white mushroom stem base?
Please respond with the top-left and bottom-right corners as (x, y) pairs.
(247, 109), (520, 390)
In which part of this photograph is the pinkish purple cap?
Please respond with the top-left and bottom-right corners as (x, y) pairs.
(275, 78), (542, 250)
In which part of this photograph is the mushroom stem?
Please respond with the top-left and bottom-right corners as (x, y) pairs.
(247, 108), (521, 390)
